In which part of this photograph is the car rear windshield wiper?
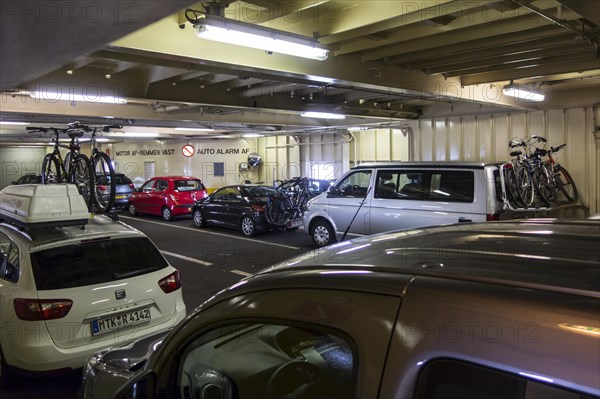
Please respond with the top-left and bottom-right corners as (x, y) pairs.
(113, 267), (157, 280)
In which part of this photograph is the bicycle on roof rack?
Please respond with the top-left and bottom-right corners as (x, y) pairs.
(27, 123), (93, 208)
(78, 122), (122, 212)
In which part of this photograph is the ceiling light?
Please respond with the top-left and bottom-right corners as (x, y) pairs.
(242, 133), (262, 138)
(30, 91), (127, 104)
(0, 121), (30, 125)
(347, 127), (369, 131)
(174, 127), (215, 132)
(301, 111), (346, 120)
(109, 132), (160, 138)
(191, 14), (329, 61)
(502, 83), (545, 102)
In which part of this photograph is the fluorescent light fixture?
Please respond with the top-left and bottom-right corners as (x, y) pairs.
(175, 127), (215, 132)
(502, 84), (545, 102)
(347, 127), (369, 131)
(193, 14), (328, 61)
(30, 91), (127, 104)
(109, 132), (160, 138)
(242, 133), (262, 138)
(301, 111), (346, 120)
(0, 121), (29, 125)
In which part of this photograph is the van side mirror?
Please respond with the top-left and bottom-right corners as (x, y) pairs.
(327, 185), (338, 197)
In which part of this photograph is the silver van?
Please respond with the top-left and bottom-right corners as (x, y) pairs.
(304, 162), (504, 247)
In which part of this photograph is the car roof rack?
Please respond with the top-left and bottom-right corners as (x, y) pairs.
(0, 184), (90, 230)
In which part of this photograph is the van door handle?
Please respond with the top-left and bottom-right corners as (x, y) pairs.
(458, 217), (472, 223)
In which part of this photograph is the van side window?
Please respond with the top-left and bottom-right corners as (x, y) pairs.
(415, 359), (594, 399)
(0, 232), (20, 283)
(335, 171), (372, 198)
(429, 171), (474, 202)
(391, 171), (474, 202)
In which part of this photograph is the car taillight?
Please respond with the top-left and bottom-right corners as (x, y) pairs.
(96, 185), (108, 193)
(487, 213), (500, 221)
(251, 204), (265, 212)
(129, 183), (135, 190)
(158, 270), (182, 293)
(14, 298), (73, 321)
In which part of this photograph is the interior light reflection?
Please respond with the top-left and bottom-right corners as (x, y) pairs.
(518, 372), (554, 383)
(320, 270), (372, 275)
(337, 244), (371, 254)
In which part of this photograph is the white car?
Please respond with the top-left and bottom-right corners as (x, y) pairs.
(0, 184), (186, 384)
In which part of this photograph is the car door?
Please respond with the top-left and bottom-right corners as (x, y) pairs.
(202, 187), (233, 225)
(134, 179), (156, 213)
(147, 179), (169, 215)
(369, 169), (483, 233)
(326, 170), (373, 235)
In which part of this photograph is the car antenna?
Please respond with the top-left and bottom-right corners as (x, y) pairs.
(340, 187), (372, 242)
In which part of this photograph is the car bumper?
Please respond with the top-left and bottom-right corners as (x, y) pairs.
(1, 303), (186, 373)
(171, 204), (194, 215)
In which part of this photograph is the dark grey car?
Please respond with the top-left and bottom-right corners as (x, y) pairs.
(95, 173), (135, 209)
(81, 219), (600, 399)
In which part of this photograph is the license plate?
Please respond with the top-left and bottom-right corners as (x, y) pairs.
(90, 307), (151, 336)
(286, 219), (302, 228)
(115, 195), (126, 199)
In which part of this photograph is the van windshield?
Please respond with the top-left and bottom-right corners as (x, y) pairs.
(30, 237), (169, 290)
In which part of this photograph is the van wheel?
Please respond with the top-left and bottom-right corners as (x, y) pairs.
(311, 220), (336, 247)
(162, 207), (173, 222)
(128, 203), (137, 216)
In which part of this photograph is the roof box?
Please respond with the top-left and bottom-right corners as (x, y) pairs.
(0, 184), (89, 229)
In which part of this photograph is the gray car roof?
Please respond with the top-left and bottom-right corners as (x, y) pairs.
(257, 219), (600, 298)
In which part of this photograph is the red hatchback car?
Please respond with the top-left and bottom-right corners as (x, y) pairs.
(127, 176), (208, 221)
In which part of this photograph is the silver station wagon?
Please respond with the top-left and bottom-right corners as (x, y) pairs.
(81, 219), (599, 399)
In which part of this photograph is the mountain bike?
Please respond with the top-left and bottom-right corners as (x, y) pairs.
(530, 142), (578, 205)
(265, 177), (311, 229)
(74, 123), (121, 211)
(27, 124), (93, 208)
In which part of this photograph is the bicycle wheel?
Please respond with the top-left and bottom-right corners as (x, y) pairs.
(503, 165), (523, 208)
(532, 167), (556, 206)
(41, 154), (62, 184)
(556, 165), (578, 202)
(63, 151), (72, 176)
(515, 165), (535, 207)
(69, 154), (93, 210)
(92, 152), (116, 211)
(265, 197), (287, 226)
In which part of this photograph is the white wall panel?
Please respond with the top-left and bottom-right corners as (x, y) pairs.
(411, 107), (598, 215)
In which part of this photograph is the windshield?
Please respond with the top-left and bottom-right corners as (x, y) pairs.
(30, 237), (169, 290)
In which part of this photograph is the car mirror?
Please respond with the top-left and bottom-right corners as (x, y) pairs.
(113, 369), (156, 399)
(326, 185), (338, 197)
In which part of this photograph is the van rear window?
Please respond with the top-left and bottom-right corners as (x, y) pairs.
(30, 237), (169, 290)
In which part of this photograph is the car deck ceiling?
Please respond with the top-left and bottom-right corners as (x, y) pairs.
(1, 1), (599, 141)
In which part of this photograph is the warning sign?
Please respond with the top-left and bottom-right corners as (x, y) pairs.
(182, 144), (195, 157)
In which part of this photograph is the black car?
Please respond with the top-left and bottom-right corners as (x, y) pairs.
(11, 173), (42, 185)
(95, 173), (135, 209)
(192, 185), (299, 236)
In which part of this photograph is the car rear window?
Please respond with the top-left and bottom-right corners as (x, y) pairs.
(96, 175), (133, 185)
(30, 237), (169, 290)
(243, 186), (279, 197)
(175, 179), (205, 191)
